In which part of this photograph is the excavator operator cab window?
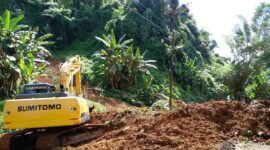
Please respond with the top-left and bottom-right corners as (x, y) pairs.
(60, 85), (64, 92)
(22, 84), (56, 94)
(16, 83), (67, 99)
(50, 85), (56, 92)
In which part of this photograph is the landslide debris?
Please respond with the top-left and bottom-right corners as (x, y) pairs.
(67, 100), (270, 150)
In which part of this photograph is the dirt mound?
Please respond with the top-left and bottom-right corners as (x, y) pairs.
(69, 100), (270, 150)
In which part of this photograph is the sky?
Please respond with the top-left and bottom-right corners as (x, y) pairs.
(181, 0), (270, 58)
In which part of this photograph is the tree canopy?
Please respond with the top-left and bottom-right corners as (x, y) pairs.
(1, 0), (270, 103)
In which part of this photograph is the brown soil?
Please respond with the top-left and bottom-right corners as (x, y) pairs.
(35, 58), (61, 84)
(37, 59), (270, 149)
(66, 101), (270, 150)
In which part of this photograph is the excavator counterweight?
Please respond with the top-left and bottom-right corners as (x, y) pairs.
(3, 96), (89, 129)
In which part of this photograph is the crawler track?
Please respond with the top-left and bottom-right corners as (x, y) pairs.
(0, 124), (107, 150)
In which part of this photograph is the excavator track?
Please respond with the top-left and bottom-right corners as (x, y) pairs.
(0, 129), (37, 150)
(0, 124), (107, 150)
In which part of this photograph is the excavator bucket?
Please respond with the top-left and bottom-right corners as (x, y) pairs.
(3, 97), (90, 129)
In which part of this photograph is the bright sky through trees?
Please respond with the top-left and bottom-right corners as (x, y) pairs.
(181, 0), (270, 58)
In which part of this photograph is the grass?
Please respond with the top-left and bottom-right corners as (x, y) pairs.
(150, 99), (169, 110)
(87, 100), (107, 112)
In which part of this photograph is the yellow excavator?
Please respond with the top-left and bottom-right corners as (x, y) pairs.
(0, 55), (105, 150)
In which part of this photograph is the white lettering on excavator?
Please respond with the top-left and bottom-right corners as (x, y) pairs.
(17, 104), (62, 112)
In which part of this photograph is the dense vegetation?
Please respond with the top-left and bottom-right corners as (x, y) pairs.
(0, 9), (53, 99)
(1, 0), (270, 105)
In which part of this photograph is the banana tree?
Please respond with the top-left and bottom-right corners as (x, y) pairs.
(94, 29), (156, 89)
(0, 10), (28, 37)
(0, 10), (53, 98)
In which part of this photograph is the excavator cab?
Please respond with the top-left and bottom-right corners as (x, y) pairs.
(22, 83), (56, 94)
(16, 83), (68, 99)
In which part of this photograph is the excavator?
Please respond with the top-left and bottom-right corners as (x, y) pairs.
(0, 55), (106, 150)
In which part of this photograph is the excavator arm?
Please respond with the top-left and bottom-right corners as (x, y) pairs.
(59, 55), (82, 96)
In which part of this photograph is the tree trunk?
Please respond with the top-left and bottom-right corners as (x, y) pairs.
(169, 30), (176, 110)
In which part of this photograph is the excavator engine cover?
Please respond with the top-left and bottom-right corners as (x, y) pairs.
(3, 96), (90, 129)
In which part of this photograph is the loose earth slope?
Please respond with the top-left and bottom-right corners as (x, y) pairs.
(62, 100), (270, 150)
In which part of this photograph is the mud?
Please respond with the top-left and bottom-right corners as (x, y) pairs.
(63, 100), (270, 150)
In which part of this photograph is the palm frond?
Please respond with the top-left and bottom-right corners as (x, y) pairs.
(10, 14), (24, 31)
(37, 33), (53, 41)
(95, 36), (110, 47)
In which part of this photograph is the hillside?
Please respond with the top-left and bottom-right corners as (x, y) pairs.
(0, 0), (231, 102)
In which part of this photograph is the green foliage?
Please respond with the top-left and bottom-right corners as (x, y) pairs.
(226, 3), (270, 99)
(93, 30), (156, 89)
(175, 58), (198, 90)
(0, 112), (3, 134)
(0, 100), (4, 112)
(46, 0), (227, 103)
(151, 99), (169, 110)
(86, 100), (107, 112)
(81, 56), (95, 84)
(173, 58), (228, 100)
(4, 0), (262, 105)
(0, 100), (6, 134)
(0, 10), (53, 98)
(252, 3), (270, 40)
(245, 70), (270, 99)
(134, 71), (174, 105)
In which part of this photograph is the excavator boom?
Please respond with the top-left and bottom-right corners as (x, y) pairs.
(59, 55), (82, 96)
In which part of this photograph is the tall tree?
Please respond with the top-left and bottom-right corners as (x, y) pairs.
(226, 3), (270, 99)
